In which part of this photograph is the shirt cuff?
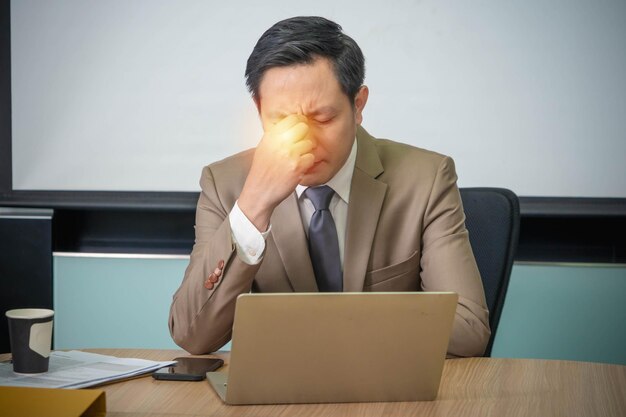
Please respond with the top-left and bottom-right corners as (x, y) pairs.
(229, 200), (271, 265)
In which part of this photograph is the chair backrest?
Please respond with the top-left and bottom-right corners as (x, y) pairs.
(459, 188), (520, 356)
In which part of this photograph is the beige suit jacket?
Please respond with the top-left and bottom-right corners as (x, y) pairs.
(169, 126), (490, 356)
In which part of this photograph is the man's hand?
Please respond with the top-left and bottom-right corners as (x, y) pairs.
(238, 114), (315, 231)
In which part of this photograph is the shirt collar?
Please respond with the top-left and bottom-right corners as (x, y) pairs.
(296, 137), (357, 204)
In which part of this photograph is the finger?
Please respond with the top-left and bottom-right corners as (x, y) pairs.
(272, 114), (306, 134)
(297, 153), (315, 173)
(290, 139), (315, 157)
(280, 122), (309, 144)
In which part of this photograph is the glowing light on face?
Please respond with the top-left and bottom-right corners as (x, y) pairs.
(256, 58), (366, 186)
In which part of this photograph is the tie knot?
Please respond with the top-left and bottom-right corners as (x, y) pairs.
(305, 186), (335, 211)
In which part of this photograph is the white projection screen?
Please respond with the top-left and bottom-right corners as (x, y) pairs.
(9, 0), (626, 197)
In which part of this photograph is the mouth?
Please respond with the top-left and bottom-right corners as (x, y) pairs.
(305, 160), (324, 174)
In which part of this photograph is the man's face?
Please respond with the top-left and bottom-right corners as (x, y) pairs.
(256, 57), (368, 186)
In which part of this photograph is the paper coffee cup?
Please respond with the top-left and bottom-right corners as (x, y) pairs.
(6, 308), (54, 374)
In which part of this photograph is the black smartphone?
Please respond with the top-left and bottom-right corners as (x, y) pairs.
(152, 357), (224, 381)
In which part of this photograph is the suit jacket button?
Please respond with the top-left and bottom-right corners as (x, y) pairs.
(209, 273), (219, 284)
(204, 280), (214, 290)
(218, 259), (225, 269)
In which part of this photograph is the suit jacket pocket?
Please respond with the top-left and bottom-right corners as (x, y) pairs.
(364, 250), (420, 290)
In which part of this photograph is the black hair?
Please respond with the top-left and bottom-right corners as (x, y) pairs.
(245, 16), (365, 102)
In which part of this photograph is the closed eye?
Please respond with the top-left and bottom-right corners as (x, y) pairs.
(315, 117), (334, 125)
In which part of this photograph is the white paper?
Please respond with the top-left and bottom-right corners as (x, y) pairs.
(0, 350), (176, 389)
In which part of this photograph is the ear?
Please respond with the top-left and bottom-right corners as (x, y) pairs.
(253, 96), (262, 115)
(354, 85), (369, 125)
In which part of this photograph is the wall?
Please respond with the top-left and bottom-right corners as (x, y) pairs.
(491, 263), (626, 364)
(53, 255), (626, 364)
(53, 254), (184, 350)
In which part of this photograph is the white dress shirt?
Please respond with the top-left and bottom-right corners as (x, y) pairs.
(229, 138), (358, 266)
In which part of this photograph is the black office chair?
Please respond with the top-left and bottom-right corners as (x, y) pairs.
(459, 188), (520, 356)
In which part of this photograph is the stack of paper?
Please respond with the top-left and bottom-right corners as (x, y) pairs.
(0, 350), (175, 389)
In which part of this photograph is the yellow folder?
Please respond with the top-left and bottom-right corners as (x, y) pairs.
(0, 386), (106, 417)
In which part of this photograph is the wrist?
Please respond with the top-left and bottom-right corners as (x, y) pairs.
(237, 191), (273, 232)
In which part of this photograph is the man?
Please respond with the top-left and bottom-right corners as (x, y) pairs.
(169, 16), (490, 357)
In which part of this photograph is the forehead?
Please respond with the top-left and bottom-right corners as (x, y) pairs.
(258, 58), (348, 115)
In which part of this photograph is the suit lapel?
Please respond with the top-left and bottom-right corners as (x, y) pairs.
(343, 126), (387, 292)
(270, 126), (386, 293)
(270, 192), (318, 292)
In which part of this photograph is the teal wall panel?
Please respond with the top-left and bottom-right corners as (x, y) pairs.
(53, 255), (186, 350)
(54, 255), (625, 364)
(491, 263), (626, 365)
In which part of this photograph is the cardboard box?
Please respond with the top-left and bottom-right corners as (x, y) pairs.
(0, 386), (106, 417)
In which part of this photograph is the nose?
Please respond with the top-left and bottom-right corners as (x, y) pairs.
(295, 110), (307, 123)
(304, 126), (317, 147)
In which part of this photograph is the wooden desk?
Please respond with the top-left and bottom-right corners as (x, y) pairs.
(2, 349), (625, 416)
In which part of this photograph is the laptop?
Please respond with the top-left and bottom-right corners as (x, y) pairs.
(207, 292), (458, 405)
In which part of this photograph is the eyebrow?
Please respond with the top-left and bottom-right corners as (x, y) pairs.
(267, 106), (336, 120)
(308, 106), (336, 117)
(267, 111), (286, 120)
